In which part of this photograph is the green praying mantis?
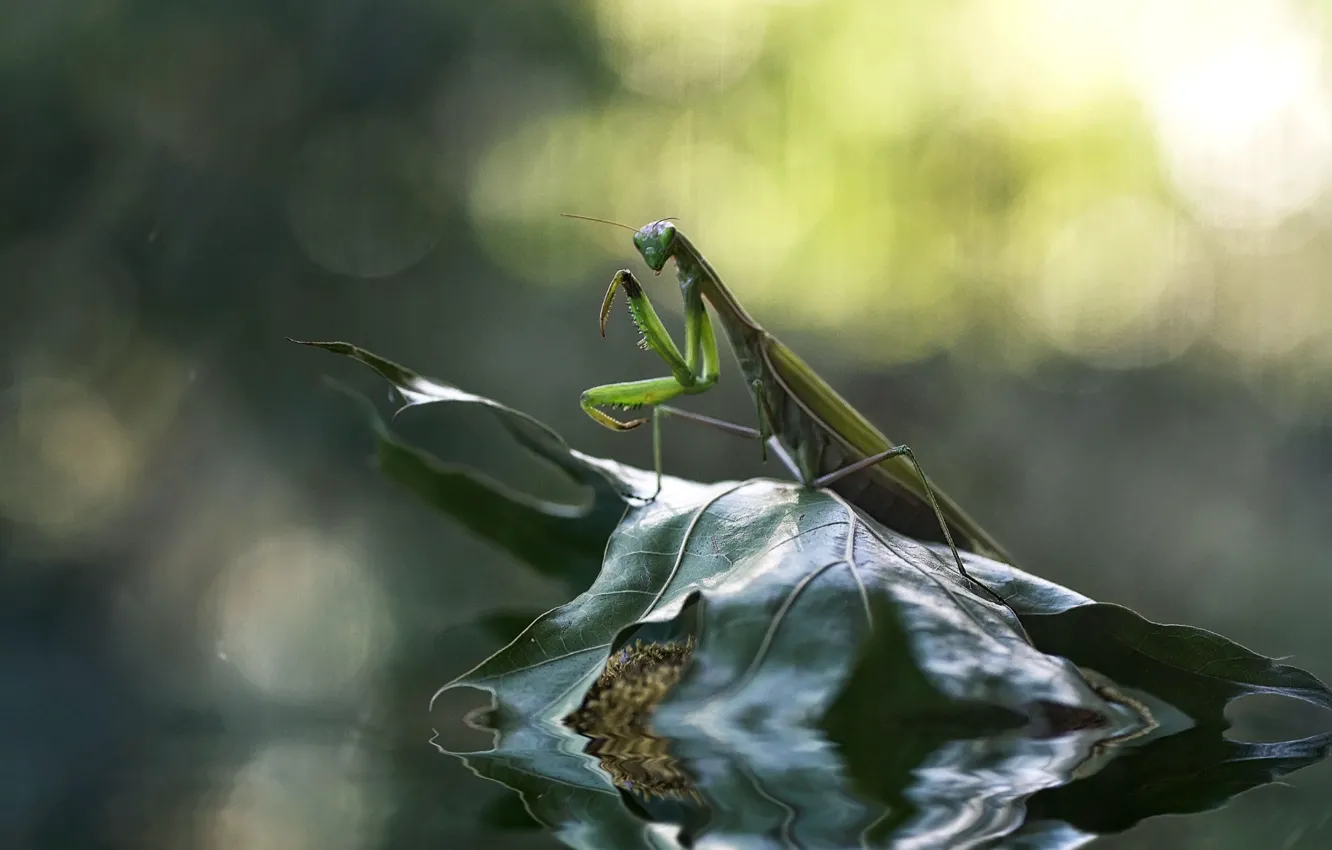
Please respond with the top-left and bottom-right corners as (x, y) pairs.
(570, 216), (1016, 609)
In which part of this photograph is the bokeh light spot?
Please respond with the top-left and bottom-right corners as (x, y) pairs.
(593, 0), (770, 98)
(207, 743), (370, 850)
(0, 376), (138, 539)
(1031, 197), (1212, 367)
(957, 0), (1143, 118)
(287, 117), (447, 278)
(1134, 0), (1332, 230)
(1211, 249), (1332, 364)
(215, 530), (391, 702)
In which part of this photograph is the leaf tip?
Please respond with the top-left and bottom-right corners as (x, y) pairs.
(290, 338), (354, 354)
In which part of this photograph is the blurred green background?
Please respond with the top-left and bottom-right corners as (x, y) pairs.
(4, 0), (1332, 847)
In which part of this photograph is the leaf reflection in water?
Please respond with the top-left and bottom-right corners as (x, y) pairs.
(440, 649), (1327, 850)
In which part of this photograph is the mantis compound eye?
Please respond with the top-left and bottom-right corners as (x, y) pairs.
(632, 220), (677, 272)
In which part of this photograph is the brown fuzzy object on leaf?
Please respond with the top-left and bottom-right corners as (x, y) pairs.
(563, 637), (698, 799)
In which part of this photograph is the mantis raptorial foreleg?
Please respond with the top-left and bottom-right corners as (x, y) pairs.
(580, 376), (696, 432)
(581, 270), (721, 493)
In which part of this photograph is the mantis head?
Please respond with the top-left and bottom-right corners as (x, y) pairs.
(633, 220), (677, 272)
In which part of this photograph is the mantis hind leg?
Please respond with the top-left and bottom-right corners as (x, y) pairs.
(812, 445), (1013, 613)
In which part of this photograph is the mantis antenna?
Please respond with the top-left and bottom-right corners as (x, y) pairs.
(560, 212), (638, 231)
(561, 213), (680, 230)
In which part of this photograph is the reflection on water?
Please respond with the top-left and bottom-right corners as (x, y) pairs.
(433, 688), (1329, 850)
(426, 623), (1327, 849)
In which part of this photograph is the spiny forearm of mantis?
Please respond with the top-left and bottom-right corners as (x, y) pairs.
(579, 270), (720, 433)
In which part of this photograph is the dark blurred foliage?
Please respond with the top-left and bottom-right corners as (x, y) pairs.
(3, 1), (1332, 848)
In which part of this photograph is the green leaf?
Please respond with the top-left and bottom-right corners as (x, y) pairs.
(293, 339), (659, 589)
(963, 554), (1332, 726)
(638, 483), (1122, 728)
(438, 480), (1120, 729)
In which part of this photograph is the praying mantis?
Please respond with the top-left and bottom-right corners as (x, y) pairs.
(572, 216), (1016, 607)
